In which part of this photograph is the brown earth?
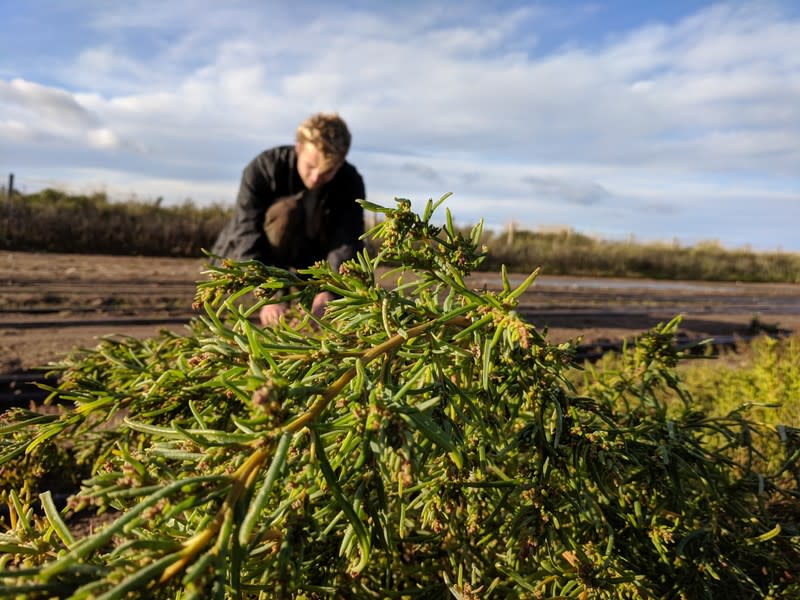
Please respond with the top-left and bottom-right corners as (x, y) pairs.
(2, 250), (800, 375)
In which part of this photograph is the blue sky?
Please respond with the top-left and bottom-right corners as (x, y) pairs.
(1, 1), (799, 251)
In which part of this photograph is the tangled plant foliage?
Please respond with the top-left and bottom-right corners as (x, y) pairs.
(1, 195), (798, 599)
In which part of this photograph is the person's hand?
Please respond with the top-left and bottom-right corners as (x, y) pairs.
(310, 291), (335, 321)
(259, 302), (289, 326)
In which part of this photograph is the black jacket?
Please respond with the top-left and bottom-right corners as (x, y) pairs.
(211, 145), (365, 271)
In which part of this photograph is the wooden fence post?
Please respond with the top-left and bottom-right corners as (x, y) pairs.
(3, 173), (12, 244)
(506, 220), (516, 245)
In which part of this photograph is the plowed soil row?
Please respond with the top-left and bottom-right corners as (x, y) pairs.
(3, 250), (799, 375)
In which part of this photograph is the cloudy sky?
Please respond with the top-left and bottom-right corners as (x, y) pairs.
(1, 1), (799, 251)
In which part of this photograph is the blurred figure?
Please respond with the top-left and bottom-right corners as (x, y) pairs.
(211, 113), (365, 326)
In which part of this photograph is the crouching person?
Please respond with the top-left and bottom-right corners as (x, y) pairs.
(211, 112), (366, 326)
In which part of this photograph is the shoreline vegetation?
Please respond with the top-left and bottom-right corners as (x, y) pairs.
(2, 188), (799, 283)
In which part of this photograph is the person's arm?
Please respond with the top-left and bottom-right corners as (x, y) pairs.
(304, 170), (365, 324)
(229, 156), (288, 327)
(225, 159), (274, 263)
(325, 171), (366, 272)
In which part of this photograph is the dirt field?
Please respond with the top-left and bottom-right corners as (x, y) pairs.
(3, 250), (800, 375)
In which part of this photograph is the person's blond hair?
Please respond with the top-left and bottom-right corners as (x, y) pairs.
(296, 113), (351, 167)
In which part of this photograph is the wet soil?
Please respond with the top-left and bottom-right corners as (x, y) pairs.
(2, 250), (799, 376)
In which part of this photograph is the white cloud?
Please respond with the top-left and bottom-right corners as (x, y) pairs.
(87, 128), (122, 149)
(0, 78), (96, 129)
(0, 119), (39, 142)
(522, 176), (613, 207)
(1, 1), (798, 251)
(76, 46), (142, 78)
(0, 77), (135, 153)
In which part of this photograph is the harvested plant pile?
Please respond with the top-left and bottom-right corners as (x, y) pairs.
(1, 196), (798, 599)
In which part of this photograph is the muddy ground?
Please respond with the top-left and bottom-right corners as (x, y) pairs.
(2, 250), (800, 376)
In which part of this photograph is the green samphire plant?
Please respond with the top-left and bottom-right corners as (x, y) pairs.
(0, 195), (798, 599)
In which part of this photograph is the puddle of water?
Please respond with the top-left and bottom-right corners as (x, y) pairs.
(476, 274), (765, 294)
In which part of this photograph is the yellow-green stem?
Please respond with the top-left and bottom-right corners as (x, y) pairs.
(282, 316), (469, 433)
(159, 315), (470, 584)
(159, 446), (269, 583)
